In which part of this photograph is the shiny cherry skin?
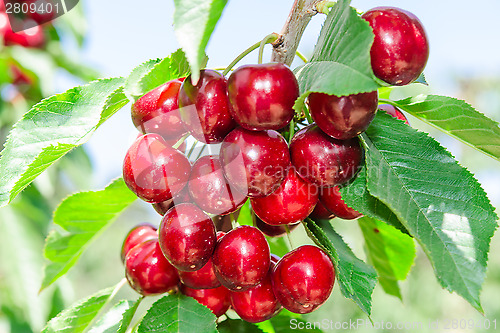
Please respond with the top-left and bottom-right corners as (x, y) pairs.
(320, 186), (362, 220)
(220, 127), (290, 197)
(180, 285), (230, 317)
(251, 167), (318, 225)
(178, 232), (225, 289)
(125, 239), (179, 296)
(309, 200), (336, 220)
(123, 134), (191, 203)
(121, 223), (158, 262)
(188, 155), (247, 215)
(152, 186), (191, 216)
(378, 104), (410, 124)
(212, 226), (270, 291)
(255, 217), (298, 237)
(159, 203), (216, 271)
(308, 91), (378, 140)
(290, 125), (363, 187)
(272, 245), (335, 314)
(230, 268), (281, 323)
(362, 7), (429, 86)
(227, 63), (299, 131)
(3, 17), (45, 48)
(131, 79), (187, 141)
(178, 70), (236, 143)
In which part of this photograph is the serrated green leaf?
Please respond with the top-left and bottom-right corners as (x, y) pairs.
(294, 0), (379, 112)
(42, 286), (115, 333)
(137, 294), (217, 333)
(414, 73), (428, 85)
(362, 112), (498, 312)
(0, 78), (128, 208)
(392, 94), (500, 162)
(117, 298), (142, 333)
(358, 217), (416, 300)
(304, 218), (377, 316)
(218, 319), (263, 333)
(125, 49), (190, 102)
(173, 0), (227, 83)
(339, 167), (408, 234)
(88, 300), (138, 333)
(41, 179), (137, 291)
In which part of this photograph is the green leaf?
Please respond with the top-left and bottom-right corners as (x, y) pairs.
(362, 112), (498, 312)
(237, 200), (253, 226)
(137, 294), (217, 333)
(88, 300), (138, 333)
(294, 0), (379, 111)
(303, 218), (377, 316)
(116, 298), (142, 333)
(0, 78), (128, 208)
(266, 236), (290, 258)
(218, 319), (263, 333)
(173, 0), (227, 83)
(391, 94), (500, 162)
(125, 49), (190, 102)
(42, 286), (115, 333)
(339, 167), (408, 234)
(41, 179), (137, 291)
(358, 217), (416, 299)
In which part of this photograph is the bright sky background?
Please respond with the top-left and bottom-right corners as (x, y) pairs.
(65, 0), (500, 198)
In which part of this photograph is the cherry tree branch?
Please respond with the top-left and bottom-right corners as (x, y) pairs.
(271, 0), (323, 65)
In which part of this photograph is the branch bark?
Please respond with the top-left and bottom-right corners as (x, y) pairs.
(271, 0), (323, 65)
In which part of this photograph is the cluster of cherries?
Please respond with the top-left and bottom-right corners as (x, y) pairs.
(120, 6), (426, 322)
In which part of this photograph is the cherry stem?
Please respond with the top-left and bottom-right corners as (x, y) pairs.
(258, 33), (279, 65)
(295, 50), (308, 63)
(173, 133), (190, 150)
(378, 98), (397, 106)
(284, 225), (295, 249)
(230, 212), (240, 229)
(288, 119), (295, 143)
(223, 33), (279, 76)
(187, 139), (199, 158)
(86, 278), (128, 330)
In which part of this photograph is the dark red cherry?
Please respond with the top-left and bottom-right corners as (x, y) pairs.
(180, 285), (230, 317)
(251, 167), (318, 225)
(227, 63), (299, 131)
(178, 232), (226, 289)
(309, 201), (336, 220)
(230, 270), (281, 323)
(188, 155), (247, 215)
(25, 0), (56, 24)
(320, 186), (362, 220)
(123, 134), (191, 203)
(178, 70), (236, 143)
(272, 245), (335, 314)
(362, 7), (429, 86)
(308, 91), (378, 140)
(255, 217), (298, 237)
(220, 127), (290, 197)
(290, 125), (363, 187)
(378, 104), (410, 124)
(159, 203), (216, 271)
(131, 79), (188, 141)
(212, 226), (270, 291)
(121, 223), (158, 262)
(125, 239), (179, 296)
(152, 186), (191, 216)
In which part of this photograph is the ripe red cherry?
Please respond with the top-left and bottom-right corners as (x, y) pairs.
(123, 134), (191, 203)
(121, 223), (158, 262)
(309, 201), (336, 220)
(180, 285), (230, 317)
(25, 0), (56, 24)
(362, 7), (429, 86)
(178, 70), (236, 143)
(125, 239), (179, 296)
(251, 167), (318, 225)
(290, 125), (363, 187)
(378, 104), (410, 124)
(188, 155), (247, 215)
(131, 79), (187, 141)
(227, 63), (299, 131)
(230, 269), (281, 323)
(212, 226), (270, 291)
(220, 127), (290, 197)
(159, 203), (216, 271)
(178, 231), (226, 289)
(320, 186), (362, 220)
(272, 245), (335, 314)
(255, 217), (298, 237)
(3, 18), (45, 48)
(308, 91), (378, 140)
(152, 186), (191, 216)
